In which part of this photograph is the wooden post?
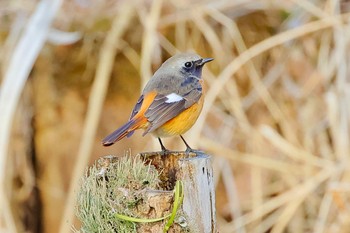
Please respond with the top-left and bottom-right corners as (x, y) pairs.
(76, 151), (217, 233)
(179, 152), (216, 233)
(141, 151), (217, 233)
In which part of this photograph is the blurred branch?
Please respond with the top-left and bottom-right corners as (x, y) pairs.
(0, 0), (62, 232)
(58, 3), (134, 233)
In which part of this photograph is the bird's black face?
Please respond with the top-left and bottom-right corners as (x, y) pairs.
(181, 58), (213, 77)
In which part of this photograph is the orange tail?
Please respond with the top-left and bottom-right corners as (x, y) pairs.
(102, 117), (145, 146)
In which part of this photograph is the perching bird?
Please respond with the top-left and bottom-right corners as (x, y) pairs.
(102, 52), (213, 151)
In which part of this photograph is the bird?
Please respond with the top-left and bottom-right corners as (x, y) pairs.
(102, 52), (213, 152)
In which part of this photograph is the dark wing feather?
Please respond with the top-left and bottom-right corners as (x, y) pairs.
(142, 73), (203, 135)
(143, 90), (204, 135)
(183, 89), (202, 108)
(129, 94), (144, 120)
(126, 94), (144, 138)
(143, 94), (186, 134)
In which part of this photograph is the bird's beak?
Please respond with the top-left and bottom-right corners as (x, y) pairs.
(199, 57), (214, 66)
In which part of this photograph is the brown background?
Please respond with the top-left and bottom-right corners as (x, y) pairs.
(2, 0), (350, 232)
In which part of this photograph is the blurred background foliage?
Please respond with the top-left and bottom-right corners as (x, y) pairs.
(1, 0), (350, 232)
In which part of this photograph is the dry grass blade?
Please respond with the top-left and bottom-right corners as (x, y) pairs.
(0, 0), (62, 232)
(139, 0), (163, 88)
(3, 0), (350, 232)
(199, 137), (303, 175)
(270, 194), (305, 233)
(199, 12), (350, 133)
(291, 0), (330, 18)
(259, 125), (332, 167)
(231, 165), (338, 230)
(313, 185), (336, 233)
(137, 0), (164, 150)
(208, 6), (288, 127)
(225, 163), (247, 233)
(58, 4), (134, 233)
(46, 29), (81, 45)
(192, 11), (226, 64)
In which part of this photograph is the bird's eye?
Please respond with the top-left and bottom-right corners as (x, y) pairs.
(184, 62), (192, 68)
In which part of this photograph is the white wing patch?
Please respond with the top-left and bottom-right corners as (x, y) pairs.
(165, 93), (183, 103)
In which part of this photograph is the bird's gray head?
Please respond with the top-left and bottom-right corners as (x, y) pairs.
(159, 52), (213, 78)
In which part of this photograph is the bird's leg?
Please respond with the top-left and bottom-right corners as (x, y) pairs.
(180, 135), (194, 153)
(158, 137), (169, 153)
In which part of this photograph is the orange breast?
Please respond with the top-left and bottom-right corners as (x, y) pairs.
(152, 95), (204, 137)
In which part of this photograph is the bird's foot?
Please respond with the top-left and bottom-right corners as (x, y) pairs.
(160, 148), (170, 156)
(185, 147), (198, 158)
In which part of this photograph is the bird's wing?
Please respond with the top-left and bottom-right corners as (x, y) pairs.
(125, 95), (144, 138)
(129, 95), (144, 120)
(143, 76), (202, 134)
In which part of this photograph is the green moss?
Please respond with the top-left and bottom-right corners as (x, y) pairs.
(76, 155), (160, 233)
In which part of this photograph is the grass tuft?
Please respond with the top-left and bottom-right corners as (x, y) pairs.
(76, 155), (160, 233)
